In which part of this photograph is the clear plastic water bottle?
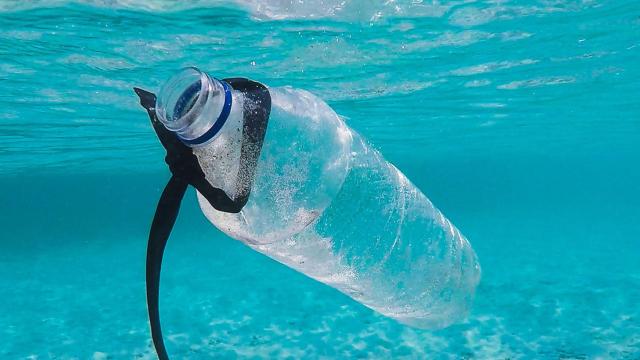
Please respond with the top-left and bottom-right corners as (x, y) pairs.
(155, 67), (480, 328)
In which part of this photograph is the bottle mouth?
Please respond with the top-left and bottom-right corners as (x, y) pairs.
(156, 67), (233, 146)
(156, 67), (213, 132)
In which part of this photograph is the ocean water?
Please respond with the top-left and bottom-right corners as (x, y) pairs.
(1, 0), (639, 358)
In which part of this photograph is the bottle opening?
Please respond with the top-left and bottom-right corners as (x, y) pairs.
(155, 67), (228, 144)
(174, 81), (200, 120)
(156, 67), (207, 131)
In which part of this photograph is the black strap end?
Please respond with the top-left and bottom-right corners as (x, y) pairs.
(134, 87), (157, 111)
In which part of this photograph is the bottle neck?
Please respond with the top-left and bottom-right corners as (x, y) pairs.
(156, 67), (235, 147)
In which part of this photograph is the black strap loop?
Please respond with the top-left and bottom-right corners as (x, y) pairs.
(133, 78), (271, 360)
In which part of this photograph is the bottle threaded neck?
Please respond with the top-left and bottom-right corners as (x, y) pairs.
(156, 67), (228, 146)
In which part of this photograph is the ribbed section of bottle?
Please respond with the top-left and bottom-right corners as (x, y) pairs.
(197, 86), (481, 329)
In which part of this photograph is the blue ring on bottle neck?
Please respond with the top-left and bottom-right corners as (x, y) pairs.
(180, 79), (233, 146)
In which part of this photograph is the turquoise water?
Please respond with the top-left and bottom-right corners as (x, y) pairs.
(1, 0), (639, 358)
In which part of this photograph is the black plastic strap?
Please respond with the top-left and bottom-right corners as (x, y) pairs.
(223, 78), (271, 202)
(146, 175), (187, 360)
(133, 79), (271, 360)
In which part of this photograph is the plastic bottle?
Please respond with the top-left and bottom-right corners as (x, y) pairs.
(155, 67), (480, 328)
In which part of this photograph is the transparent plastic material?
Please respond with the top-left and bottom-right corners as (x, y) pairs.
(155, 67), (229, 142)
(157, 68), (481, 328)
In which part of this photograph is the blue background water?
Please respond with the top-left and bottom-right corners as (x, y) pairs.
(1, 1), (639, 358)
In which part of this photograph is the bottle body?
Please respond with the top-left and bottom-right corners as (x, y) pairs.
(196, 86), (481, 328)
